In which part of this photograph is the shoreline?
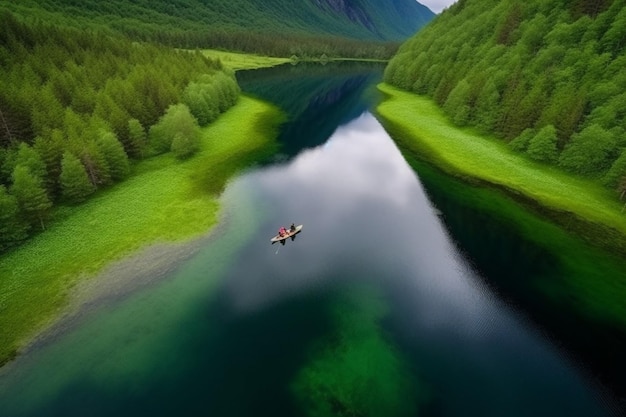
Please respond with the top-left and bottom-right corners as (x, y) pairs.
(5, 234), (207, 373)
(374, 83), (626, 325)
(375, 83), (626, 411)
(374, 83), (626, 254)
(0, 95), (285, 367)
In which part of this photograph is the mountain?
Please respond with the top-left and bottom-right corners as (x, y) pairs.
(0, 0), (434, 44)
(385, 0), (626, 189)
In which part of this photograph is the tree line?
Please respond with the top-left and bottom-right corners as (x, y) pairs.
(384, 0), (626, 199)
(0, 0), (405, 60)
(0, 11), (240, 251)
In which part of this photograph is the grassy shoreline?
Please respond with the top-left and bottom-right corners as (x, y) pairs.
(375, 83), (626, 255)
(0, 95), (284, 365)
(375, 83), (626, 328)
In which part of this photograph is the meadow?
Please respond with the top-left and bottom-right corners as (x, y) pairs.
(202, 49), (292, 71)
(0, 96), (284, 364)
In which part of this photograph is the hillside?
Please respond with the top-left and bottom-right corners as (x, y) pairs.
(385, 0), (626, 195)
(1, 0), (434, 48)
(0, 0), (433, 251)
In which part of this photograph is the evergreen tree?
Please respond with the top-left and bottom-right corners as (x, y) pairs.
(509, 128), (535, 152)
(474, 78), (501, 132)
(15, 142), (46, 181)
(96, 131), (130, 180)
(384, 0), (626, 192)
(127, 118), (147, 158)
(171, 131), (200, 160)
(527, 125), (558, 163)
(183, 83), (212, 126)
(603, 149), (626, 187)
(33, 132), (64, 198)
(0, 144), (18, 184)
(0, 185), (28, 250)
(30, 84), (64, 137)
(79, 141), (111, 187)
(59, 151), (95, 203)
(149, 104), (201, 154)
(558, 124), (617, 174)
(443, 79), (472, 127)
(10, 165), (52, 230)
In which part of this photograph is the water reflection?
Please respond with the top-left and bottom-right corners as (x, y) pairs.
(0, 67), (618, 417)
(238, 62), (383, 158)
(219, 113), (613, 416)
(222, 114), (476, 312)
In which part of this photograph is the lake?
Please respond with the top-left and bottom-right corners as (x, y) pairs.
(0, 63), (621, 416)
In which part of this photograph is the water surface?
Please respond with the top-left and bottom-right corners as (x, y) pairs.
(0, 64), (619, 417)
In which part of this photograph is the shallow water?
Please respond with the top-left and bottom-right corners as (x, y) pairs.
(0, 65), (619, 416)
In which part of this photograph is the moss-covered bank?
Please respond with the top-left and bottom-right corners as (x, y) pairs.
(0, 95), (284, 365)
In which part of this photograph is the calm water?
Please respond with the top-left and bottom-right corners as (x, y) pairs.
(0, 64), (620, 416)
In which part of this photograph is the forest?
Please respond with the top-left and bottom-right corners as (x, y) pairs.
(0, 0), (431, 252)
(0, 0), (432, 59)
(384, 0), (626, 198)
(0, 11), (240, 250)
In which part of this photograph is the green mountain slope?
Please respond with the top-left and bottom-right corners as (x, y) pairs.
(385, 0), (626, 191)
(1, 0), (434, 43)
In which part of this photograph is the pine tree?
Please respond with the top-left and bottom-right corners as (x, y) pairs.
(127, 118), (147, 158)
(96, 131), (130, 180)
(79, 141), (111, 187)
(15, 142), (46, 181)
(59, 151), (95, 203)
(0, 185), (28, 250)
(10, 165), (52, 230)
(527, 125), (558, 163)
(509, 128), (535, 152)
(33, 132), (64, 198)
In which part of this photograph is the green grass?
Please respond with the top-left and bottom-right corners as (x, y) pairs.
(201, 49), (387, 71)
(202, 49), (292, 71)
(376, 84), (626, 250)
(376, 83), (626, 328)
(0, 95), (284, 364)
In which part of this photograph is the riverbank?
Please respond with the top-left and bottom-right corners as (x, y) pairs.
(375, 84), (626, 251)
(374, 83), (626, 327)
(0, 95), (284, 365)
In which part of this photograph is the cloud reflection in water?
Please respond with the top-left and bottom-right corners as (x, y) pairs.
(221, 112), (610, 416)
(225, 112), (492, 328)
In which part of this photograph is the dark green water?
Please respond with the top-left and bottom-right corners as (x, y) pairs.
(0, 63), (622, 416)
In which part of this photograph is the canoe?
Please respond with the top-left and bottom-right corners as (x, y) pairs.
(270, 224), (303, 242)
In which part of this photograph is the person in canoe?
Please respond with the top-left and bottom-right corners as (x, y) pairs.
(278, 226), (288, 237)
(290, 223), (296, 233)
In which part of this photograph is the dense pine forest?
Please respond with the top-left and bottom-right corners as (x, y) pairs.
(1, 0), (433, 59)
(0, 11), (240, 250)
(0, 0), (431, 252)
(385, 0), (626, 198)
